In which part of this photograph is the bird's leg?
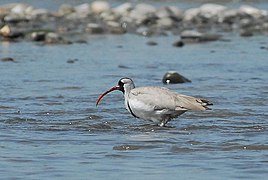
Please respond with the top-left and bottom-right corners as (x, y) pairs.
(158, 118), (170, 127)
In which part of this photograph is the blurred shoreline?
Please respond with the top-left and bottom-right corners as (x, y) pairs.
(1, 1), (268, 45)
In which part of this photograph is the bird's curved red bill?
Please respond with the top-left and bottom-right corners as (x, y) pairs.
(96, 86), (120, 106)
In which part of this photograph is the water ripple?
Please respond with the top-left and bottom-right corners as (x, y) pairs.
(113, 144), (159, 151)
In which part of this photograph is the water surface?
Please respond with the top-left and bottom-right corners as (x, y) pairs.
(0, 33), (268, 179)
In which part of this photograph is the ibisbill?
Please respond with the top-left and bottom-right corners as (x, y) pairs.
(96, 78), (213, 127)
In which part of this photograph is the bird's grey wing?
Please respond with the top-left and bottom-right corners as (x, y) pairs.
(131, 86), (212, 111)
(130, 87), (186, 111)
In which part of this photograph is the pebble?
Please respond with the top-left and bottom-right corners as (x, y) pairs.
(199, 3), (227, 19)
(157, 17), (173, 29)
(181, 30), (221, 43)
(129, 3), (156, 24)
(106, 21), (125, 34)
(100, 11), (118, 21)
(0, 25), (11, 36)
(58, 4), (74, 15)
(91, 1), (110, 14)
(86, 23), (104, 34)
(156, 7), (174, 19)
(45, 32), (65, 44)
(74, 3), (91, 17)
(162, 71), (191, 84)
(134, 3), (156, 16)
(239, 5), (267, 19)
(113, 3), (132, 15)
(136, 26), (152, 36)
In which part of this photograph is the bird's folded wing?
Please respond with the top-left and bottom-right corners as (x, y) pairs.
(130, 86), (210, 111)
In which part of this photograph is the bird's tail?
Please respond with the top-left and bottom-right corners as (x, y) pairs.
(198, 98), (213, 110)
(176, 94), (213, 111)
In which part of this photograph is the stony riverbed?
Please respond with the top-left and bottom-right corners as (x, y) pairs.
(1, 1), (268, 44)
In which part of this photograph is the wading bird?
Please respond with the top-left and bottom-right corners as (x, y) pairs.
(96, 78), (212, 126)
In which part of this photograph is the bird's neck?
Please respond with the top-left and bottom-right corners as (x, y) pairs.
(123, 83), (134, 97)
(123, 84), (134, 105)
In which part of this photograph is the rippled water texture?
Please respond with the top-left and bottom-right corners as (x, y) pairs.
(1, 32), (268, 179)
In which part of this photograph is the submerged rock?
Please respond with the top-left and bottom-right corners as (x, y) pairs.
(162, 71), (191, 84)
(67, 58), (79, 63)
(1, 57), (15, 62)
(146, 41), (158, 46)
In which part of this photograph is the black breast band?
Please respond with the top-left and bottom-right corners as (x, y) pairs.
(127, 102), (138, 118)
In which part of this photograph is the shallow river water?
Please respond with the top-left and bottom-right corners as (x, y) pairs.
(0, 31), (268, 179)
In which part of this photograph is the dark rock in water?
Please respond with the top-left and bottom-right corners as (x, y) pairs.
(162, 71), (191, 84)
(173, 40), (184, 47)
(260, 46), (268, 50)
(67, 59), (79, 63)
(1, 57), (15, 62)
(116, 45), (123, 48)
(31, 32), (46, 41)
(146, 41), (158, 46)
